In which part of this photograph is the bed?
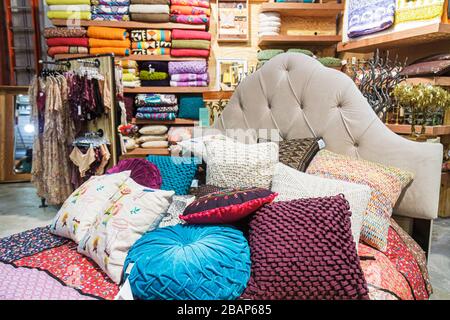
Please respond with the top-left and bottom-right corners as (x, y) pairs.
(0, 53), (441, 300)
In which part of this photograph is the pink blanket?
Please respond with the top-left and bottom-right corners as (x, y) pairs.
(171, 48), (209, 57)
(172, 28), (211, 40)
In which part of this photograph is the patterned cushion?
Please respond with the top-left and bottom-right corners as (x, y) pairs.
(205, 139), (279, 189)
(307, 150), (414, 251)
(123, 224), (251, 300)
(189, 184), (225, 198)
(390, 218), (433, 295)
(158, 195), (195, 228)
(242, 195), (369, 300)
(180, 188), (277, 224)
(259, 137), (322, 172)
(77, 178), (174, 284)
(272, 163), (371, 245)
(147, 155), (199, 195)
(50, 171), (131, 243)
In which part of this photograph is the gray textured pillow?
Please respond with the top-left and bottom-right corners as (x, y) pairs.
(271, 163), (371, 245)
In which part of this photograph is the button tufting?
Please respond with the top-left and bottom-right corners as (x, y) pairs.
(353, 142), (359, 148)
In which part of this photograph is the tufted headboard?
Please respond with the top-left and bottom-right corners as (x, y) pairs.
(214, 53), (443, 221)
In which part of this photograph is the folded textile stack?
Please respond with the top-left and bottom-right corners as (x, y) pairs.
(121, 60), (141, 87)
(46, 0), (92, 20)
(129, 0), (170, 22)
(138, 61), (170, 86)
(130, 29), (172, 55)
(256, 49), (283, 69)
(168, 60), (208, 87)
(91, 0), (130, 21)
(317, 57), (343, 69)
(169, 0), (210, 25)
(137, 125), (170, 149)
(44, 27), (88, 57)
(135, 94), (178, 121)
(87, 26), (130, 56)
(171, 29), (211, 58)
(258, 12), (281, 37)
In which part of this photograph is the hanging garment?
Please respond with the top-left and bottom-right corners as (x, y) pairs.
(70, 146), (97, 177)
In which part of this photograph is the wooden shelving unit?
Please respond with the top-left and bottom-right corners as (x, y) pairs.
(124, 87), (209, 93)
(133, 118), (197, 125)
(50, 19), (206, 30)
(54, 53), (206, 61)
(120, 147), (170, 159)
(258, 35), (342, 47)
(404, 77), (450, 87)
(260, 2), (344, 17)
(386, 124), (450, 136)
(337, 23), (450, 53)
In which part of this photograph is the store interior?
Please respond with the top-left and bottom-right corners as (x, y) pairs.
(0, 0), (449, 300)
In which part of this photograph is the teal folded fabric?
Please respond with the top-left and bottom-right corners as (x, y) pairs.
(178, 94), (205, 120)
(257, 49), (284, 61)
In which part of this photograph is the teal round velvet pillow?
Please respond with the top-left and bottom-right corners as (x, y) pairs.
(123, 224), (251, 300)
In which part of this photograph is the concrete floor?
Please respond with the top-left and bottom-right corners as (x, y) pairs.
(0, 182), (449, 299)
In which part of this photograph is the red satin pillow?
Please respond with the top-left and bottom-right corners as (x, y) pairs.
(180, 187), (277, 224)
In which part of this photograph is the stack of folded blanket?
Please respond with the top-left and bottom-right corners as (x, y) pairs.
(44, 27), (89, 57)
(258, 12), (281, 37)
(138, 61), (170, 86)
(46, 0), (92, 20)
(137, 125), (170, 149)
(168, 60), (208, 87)
(121, 60), (141, 87)
(134, 94), (178, 121)
(130, 29), (172, 55)
(87, 26), (130, 56)
(129, 0), (170, 22)
(91, 0), (130, 21)
(171, 29), (210, 58)
(169, 0), (210, 25)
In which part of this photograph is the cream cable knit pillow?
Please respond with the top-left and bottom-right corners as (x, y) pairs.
(205, 139), (279, 189)
(271, 163), (371, 245)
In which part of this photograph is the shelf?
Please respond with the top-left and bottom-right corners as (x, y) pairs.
(133, 118), (197, 125)
(258, 35), (341, 47)
(120, 147), (170, 159)
(54, 53), (206, 61)
(404, 77), (450, 87)
(260, 2), (344, 17)
(50, 19), (206, 30)
(124, 87), (209, 93)
(337, 23), (450, 53)
(386, 124), (450, 136)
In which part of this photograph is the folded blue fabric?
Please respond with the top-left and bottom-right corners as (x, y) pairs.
(178, 94), (205, 120)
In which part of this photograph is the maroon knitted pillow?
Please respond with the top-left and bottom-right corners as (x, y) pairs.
(242, 194), (369, 300)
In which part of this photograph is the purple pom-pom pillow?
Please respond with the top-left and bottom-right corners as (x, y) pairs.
(106, 158), (162, 189)
(241, 194), (369, 300)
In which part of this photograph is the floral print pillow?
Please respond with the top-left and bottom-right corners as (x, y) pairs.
(77, 178), (174, 284)
(50, 171), (131, 243)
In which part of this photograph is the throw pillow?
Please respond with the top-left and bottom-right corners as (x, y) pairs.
(139, 125), (168, 135)
(158, 195), (195, 228)
(180, 188), (278, 224)
(50, 171), (130, 243)
(306, 150), (414, 251)
(77, 178), (174, 284)
(272, 163), (371, 245)
(189, 184), (225, 198)
(106, 158), (162, 189)
(147, 155), (199, 195)
(123, 224), (251, 300)
(241, 195), (369, 300)
(259, 137), (323, 172)
(205, 139), (279, 189)
(178, 133), (232, 162)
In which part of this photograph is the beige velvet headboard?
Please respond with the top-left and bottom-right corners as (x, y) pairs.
(214, 53), (443, 221)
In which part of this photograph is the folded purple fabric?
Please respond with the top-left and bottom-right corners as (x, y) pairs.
(0, 262), (96, 300)
(170, 73), (208, 82)
(168, 60), (207, 75)
(170, 80), (208, 87)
